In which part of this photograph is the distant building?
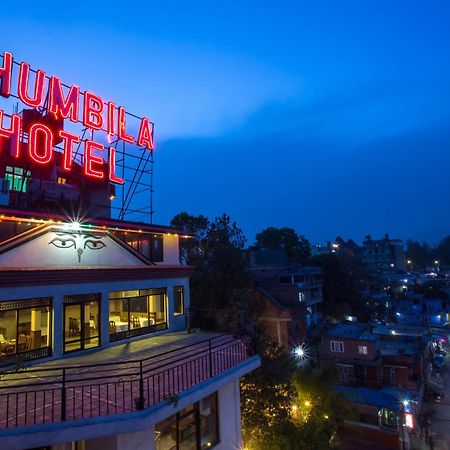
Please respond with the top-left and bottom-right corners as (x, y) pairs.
(394, 294), (449, 328)
(320, 322), (429, 450)
(362, 234), (406, 273)
(248, 249), (323, 346)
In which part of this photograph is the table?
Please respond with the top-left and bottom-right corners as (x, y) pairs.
(115, 322), (129, 332)
(138, 317), (155, 327)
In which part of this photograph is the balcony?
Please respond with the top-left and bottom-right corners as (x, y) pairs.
(0, 331), (253, 430)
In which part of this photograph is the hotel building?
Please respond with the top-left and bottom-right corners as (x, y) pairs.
(0, 51), (260, 450)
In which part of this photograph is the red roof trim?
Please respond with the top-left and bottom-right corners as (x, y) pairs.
(0, 265), (195, 287)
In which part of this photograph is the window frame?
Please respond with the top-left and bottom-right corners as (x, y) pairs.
(358, 345), (368, 355)
(330, 340), (344, 353)
(174, 286), (185, 316)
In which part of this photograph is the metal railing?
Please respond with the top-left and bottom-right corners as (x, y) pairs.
(0, 333), (250, 429)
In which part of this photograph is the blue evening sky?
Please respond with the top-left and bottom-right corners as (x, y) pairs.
(1, 1), (449, 245)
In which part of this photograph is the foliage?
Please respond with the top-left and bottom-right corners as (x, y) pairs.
(242, 354), (353, 450)
(254, 227), (311, 263)
(405, 240), (432, 269)
(171, 212), (251, 311)
(241, 337), (295, 434)
(405, 235), (450, 268)
(308, 253), (370, 321)
(435, 235), (450, 265)
(170, 212), (209, 264)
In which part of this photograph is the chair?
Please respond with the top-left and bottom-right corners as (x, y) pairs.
(131, 317), (140, 329)
(68, 318), (80, 337)
(109, 321), (116, 333)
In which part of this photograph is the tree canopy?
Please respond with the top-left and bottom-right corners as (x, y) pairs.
(254, 227), (311, 264)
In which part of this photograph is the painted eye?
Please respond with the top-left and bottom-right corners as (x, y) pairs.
(84, 240), (106, 250)
(49, 238), (76, 249)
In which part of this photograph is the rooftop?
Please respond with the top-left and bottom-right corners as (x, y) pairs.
(324, 322), (378, 341)
(0, 331), (257, 430)
(334, 385), (419, 413)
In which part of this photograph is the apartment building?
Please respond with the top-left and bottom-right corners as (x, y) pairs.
(320, 322), (428, 450)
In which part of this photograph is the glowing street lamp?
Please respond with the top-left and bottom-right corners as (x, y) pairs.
(292, 343), (310, 365)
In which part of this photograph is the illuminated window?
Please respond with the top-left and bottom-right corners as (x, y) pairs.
(358, 345), (368, 355)
(330, 340), (344, 352)
(174, 286), (184, 316)
(378, 408), (399, 429)
(57, 177), (67, 184)
(4, 166), (31, 192)
(155, 392), (219, 450)
(109, 288), (167, 341)
(0, 297), (52, 363)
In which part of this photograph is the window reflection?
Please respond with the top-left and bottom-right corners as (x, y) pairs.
(0, 299), (52, 361)
(109, 289), (167, 337)
(155, 393), (219, 450)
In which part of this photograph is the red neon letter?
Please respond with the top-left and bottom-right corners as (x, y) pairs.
(107, 101), (115, 137)
(18, 62), (46, 108)
(0, 110), (21, 157)
(84, 140), (105, 179)
(49, 76), (80, 123)
(28, 123), (53, 164)
(59, 130), (80, 171)
(83, 92), (104, 130)
(117, 107), (134, 143)
(137, 117), (154, 150)
(0, 52), (13, 98)
(108, 147), (124, 184)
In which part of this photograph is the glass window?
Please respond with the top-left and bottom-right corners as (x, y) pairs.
(338, 365), (349, 382)
(109, 289), (167, 339)
(378, 408), (399, 429)
(0, 299), (52, 362)
(5, 166), (31, 192)
(200, 394), (219, 449)
(156, 414), (177, 450)
(358, 345), (368, 355)
(174, 286), (184, 316)
(155, 393), (219, 450)
(110, 232), (164, 262)
(63, 295), (100, 353)
(330, 341), (344, 352)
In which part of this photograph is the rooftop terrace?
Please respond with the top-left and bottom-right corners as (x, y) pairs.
(0, 331), (255, 430)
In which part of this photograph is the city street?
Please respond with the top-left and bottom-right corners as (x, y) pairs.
(424, 342), (450, 450)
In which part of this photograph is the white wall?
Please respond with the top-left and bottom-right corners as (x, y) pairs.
(0, 229), (143, 267)
(161, 234), (180, 265)
(216, 379), (242, 450)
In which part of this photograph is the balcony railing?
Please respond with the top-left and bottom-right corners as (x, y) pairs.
(0, 334), (250, 430)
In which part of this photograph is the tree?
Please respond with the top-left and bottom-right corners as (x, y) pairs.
(171, 212), (250, 312)
(170, 212), (209, 264)
(405, 240), (432, 269)
(309, 253), (370, 321)
(242, 344), (353, 450)
(254, 227), (311, 263)
(434, 235), (450, 265)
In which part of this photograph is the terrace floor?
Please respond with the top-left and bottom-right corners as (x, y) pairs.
(0, 330), (251, 430)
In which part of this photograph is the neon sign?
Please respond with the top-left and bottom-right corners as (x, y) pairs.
(0, 51), (154, 184)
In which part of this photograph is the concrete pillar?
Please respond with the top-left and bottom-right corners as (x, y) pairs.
(52, 294), (64, 358)
(218, 380), (242, 449)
